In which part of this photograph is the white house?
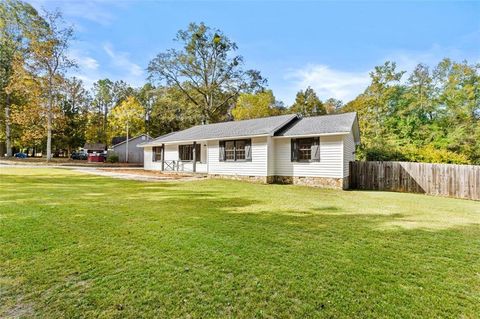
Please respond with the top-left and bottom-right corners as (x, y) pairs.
(139, 112), (360, 188)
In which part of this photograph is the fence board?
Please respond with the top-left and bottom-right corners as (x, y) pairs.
(349, 161), (480, 201)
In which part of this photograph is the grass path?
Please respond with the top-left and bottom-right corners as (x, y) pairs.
(1, 168), (479, 318)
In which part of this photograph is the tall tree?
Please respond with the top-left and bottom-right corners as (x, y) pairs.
(290, 87), (326, 116)
(27, 9), (76, 160)
(108, 96), (145, 146)
(148, 86), (201, 137)
(136, 83), (157, 135)
(91, 79), (133, 146)
(148, 22), (266, 124)
(57, 77), (90, 154)
(231, 90), (283, 120)
(0, 0), (42, 156)
(324, 98), (343, 114)
(7, 54), (47, 151)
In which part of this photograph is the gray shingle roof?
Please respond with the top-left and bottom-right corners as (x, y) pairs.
(111, 134), (151, 148)
(143, 114), (298, 145)
(276, 112), (358, 137)
(141, 112), (360, 147)
(83, 143), (106, 151)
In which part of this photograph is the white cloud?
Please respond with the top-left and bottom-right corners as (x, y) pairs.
(279, 41), (480, 105)
(69, 49), (99, 71)
(282, 65), (370, 104)
(103, 43), (144, 77)
(102, 42), (145, 85)
(28, 0), (119, 25)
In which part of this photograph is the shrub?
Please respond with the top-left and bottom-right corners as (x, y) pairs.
(106, 153), (119, 163)
(359, 143), (470, 164)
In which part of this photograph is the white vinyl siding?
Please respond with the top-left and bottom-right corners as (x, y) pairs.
(273, 135), (344, 178)
(145, 134), (348, 178)
(144, 142), (208, 173)
(267, 136), (275, 176)
(144, 147), (161, 170)
(208, 136), (268, 176)
(343, 133), (356, 177)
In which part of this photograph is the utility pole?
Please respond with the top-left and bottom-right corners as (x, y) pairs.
(125, 120), (129, 163)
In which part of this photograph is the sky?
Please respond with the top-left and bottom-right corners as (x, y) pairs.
(28, 0), (480, 105)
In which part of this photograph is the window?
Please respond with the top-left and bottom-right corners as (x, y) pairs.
(152, 146), (162, 162)
(219, 139), (251, 161)
(298, 138), (313, 160)
(235, 140), (246, 160)
(291, 137), (320, 162)
(225, 141), (235, 161)
(179, 144), (201, 162)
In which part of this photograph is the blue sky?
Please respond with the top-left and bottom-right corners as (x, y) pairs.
(29, 0), (480, 105)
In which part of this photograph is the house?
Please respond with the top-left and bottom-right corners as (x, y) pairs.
(139, 112), (360, 188)
(83, 143), (106, 154)
(83, 143), (106, 163)
(111, 134), (151, 163)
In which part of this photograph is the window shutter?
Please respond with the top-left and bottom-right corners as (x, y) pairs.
(152, 147), (156, 162)
(245, 139), (252, 161)
(312, 137), (320, 161)
(219, 141), (225, 161)
(195, 144), (201, 162)
(291, 139), (298, 162)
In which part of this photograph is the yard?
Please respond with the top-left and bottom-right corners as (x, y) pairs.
(1, 168), (479, 318)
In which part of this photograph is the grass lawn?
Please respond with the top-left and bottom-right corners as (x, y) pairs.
(1, 168), (479, 318)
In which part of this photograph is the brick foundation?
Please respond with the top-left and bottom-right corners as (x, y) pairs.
(272, 176), (346, 189)
(209, 174), (347, 189)
(209, 174), (268, 184)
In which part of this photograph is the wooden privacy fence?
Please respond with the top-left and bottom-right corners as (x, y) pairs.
(349, 161), (480, 201)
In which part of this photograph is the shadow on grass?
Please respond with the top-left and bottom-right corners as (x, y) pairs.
(2, 171), (480, 232)
(2, 170), (480, 318)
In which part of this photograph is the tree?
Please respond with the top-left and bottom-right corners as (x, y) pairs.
(324, 98), (343, 114)
(136, 83), (157, 135)
(108, 96), (145, 150)
(27, 9), (76, 160)
(0, 0), (42, 156)
(148, 86), (201, 137)
(57, 77), (90, 154)
(290, 87), (326, 116)
(432, 59), (480, 162)
(7, 54), (48, 150)
(231, 90), (283, 120)
(343, 59), (480, 164)
(91, 79), (134, 146)
(148, 22), (266, 124)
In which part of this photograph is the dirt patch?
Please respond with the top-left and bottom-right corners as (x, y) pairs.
(2, 298), (34, 319)
(0, 158), (142, 168)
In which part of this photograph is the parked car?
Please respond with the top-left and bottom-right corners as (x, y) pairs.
(14, 152), (28, 158)
(70, 151), (88, 160)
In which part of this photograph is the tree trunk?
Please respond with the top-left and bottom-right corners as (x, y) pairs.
(5, 93), (12, 157)
(46, 88), (53, 161)
(104, 106), (108, 147)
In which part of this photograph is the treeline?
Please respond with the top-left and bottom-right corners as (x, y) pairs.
(345, 60), (480, 164)
(1, 1), (479, 164)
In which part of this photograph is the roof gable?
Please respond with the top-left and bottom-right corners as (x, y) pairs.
(275, 112), (359, 142)
(111, 134), (151, 148)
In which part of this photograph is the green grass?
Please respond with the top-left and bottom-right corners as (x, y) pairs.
(1, 168), (479, 318)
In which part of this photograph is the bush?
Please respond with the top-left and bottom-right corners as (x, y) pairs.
(359, 144), (407, 161)
(359, 143), (470, 164)
(106, 153), (119, 163)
